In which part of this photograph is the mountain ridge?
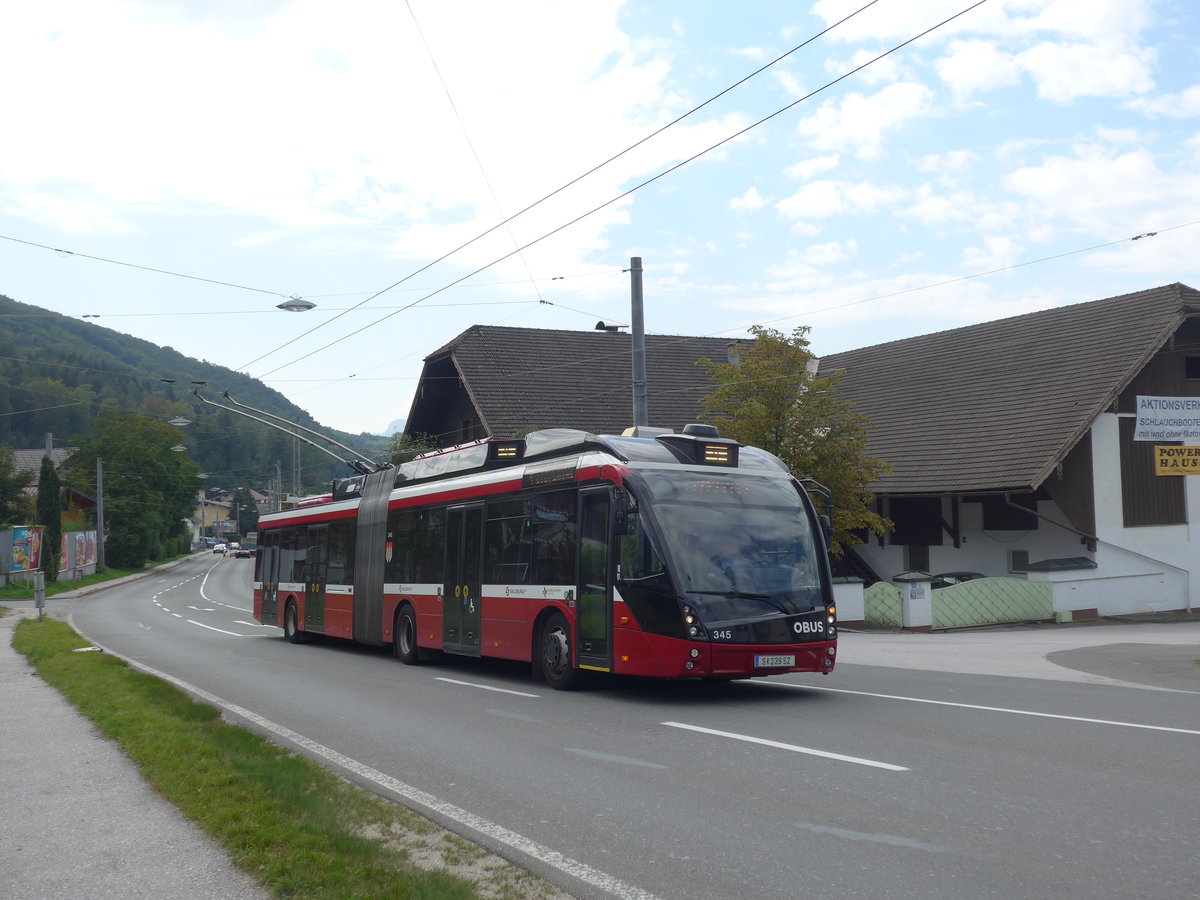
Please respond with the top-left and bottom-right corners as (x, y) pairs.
(0, 292), (392, 490)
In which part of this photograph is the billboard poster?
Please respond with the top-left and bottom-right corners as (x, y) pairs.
(1135, 396), (1200, 441)
(61, 531), (98, 570)
(1154, 445), (1200, 475)
(10, 526), (43, 572)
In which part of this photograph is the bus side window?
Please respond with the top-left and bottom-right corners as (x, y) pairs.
(618, 506), (665, 581)
(531, 489), (576, 585)
(486, 498), (529, 584)
(326, 520), (355, 585)
(416, 507), (446, 583)
(281, 526), (305, 582)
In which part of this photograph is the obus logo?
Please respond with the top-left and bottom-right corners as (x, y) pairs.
(793, 620), (824, 635)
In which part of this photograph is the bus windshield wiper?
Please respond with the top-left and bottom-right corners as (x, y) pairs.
(688, 590), (790, 615)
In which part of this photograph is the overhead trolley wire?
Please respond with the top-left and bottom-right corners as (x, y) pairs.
(0, 234), (297, 300)
(249, 0), (993, 380)
(239, 0), (891, 375)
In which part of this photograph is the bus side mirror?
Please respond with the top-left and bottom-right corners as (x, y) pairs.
(613, 489), (630, 535)
(820, 514), (832, 546)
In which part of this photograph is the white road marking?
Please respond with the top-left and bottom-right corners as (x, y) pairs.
(662, 721), (909, 771)
(199, 563), (252, 612)
(566, 748), (668, 770)
(72, 648), (661, 900)
(794, 822), (950, 853)
(186, 620), (248, 637)
(787, 684), (1200, 736)
(436, 677), (540, 698)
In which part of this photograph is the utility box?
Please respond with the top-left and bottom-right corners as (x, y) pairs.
(892, 570), (933, 631)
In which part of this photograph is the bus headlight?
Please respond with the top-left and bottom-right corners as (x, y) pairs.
(682, 604), (707, 639)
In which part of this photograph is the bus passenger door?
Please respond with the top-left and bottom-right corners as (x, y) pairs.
(258, 530), (279, 623)
(305, 525), (328, 633)
(443, 504), (483, 656)
(576, 488), (612, 672)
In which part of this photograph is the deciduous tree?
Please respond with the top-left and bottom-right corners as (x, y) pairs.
(0, 445), (35, 525)
(62, 411), (200, 568)
(698, 326), (891, 556)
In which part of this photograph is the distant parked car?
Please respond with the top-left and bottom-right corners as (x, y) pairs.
(212, 543), (227, 555)
(931, 571), (985, 590)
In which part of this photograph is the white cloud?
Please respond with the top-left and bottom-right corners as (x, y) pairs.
(776, 179), (907, 220)
(1095, 127), (1142, 145)
(960, 234), (1023, 272)
(810, 0), (1154, 44)
(730, 186), (768, 213)
(784, 154), (840, 180)
(903, 184), (977, 226)
(918, 150), (980, 184)
(794, 83), (936, 160)
(1127, 84), (1200, 118)
(1018, 40), (1155, 103)
(801, 238), (858, 265)
(1004, 144), (1200, 233)
(936, 39), (1022, 99)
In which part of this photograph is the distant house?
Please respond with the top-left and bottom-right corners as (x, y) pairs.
(819, 282), (1200, 617)
(404, 325), (750, 446)
(12, 447), (94, 529)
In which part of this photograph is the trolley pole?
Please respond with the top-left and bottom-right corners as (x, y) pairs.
(630, 256), (648, 426)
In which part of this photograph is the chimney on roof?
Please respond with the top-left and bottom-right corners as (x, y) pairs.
(594, 321), (625, 333)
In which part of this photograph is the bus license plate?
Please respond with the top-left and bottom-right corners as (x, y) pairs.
(754, 654), (795, 668)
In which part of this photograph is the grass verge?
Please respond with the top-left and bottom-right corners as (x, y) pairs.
(12, 616), (570, 900)
(0, 554), (192, 602)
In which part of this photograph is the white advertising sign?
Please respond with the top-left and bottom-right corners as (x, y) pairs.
(1134, 395), (1200, 441)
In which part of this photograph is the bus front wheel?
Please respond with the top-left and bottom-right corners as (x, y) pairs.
(283, 601), (305, 644)
(539, 612), (581, 690)
(394, 605), (420, 665)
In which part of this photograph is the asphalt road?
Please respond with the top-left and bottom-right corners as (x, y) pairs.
(69, 555), (1200, 900)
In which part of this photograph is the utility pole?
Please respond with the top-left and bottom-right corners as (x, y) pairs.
(630, 256), (647, 426)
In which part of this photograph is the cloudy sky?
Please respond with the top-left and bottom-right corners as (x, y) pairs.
(2, 0), (1199, 436)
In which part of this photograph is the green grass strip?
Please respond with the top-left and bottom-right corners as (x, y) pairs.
(12, 616), (568, 900)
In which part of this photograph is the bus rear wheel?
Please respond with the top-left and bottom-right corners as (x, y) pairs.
(283, 601), (305, 644)
(394, 605), (420, 665)
(539, 612), (581, 690)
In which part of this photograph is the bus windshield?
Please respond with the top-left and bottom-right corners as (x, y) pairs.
(634, 470), (825, 622)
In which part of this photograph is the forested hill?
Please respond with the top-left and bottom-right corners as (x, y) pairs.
(0, 293), (391, 491)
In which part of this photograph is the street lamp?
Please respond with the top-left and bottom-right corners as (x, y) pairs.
(277, 296), (316, 312)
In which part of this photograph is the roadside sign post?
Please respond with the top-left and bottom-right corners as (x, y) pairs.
(34, 569), (45, 619)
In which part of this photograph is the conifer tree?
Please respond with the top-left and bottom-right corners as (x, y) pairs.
(36, 456), (62, 583)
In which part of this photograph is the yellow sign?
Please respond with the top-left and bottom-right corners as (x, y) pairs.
(1154, 445), (1200, 475)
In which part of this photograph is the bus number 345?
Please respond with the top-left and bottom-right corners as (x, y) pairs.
(712, 629), (733, 640)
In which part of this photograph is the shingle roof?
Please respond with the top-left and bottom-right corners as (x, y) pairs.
(414, 325), (750, 438)
(12, 448), (71, 477)
(817, 283), (1200, 495)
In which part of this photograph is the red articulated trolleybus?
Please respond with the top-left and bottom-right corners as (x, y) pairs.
(252, 424), (837, 689)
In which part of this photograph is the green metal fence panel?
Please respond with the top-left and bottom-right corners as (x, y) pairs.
(931, 578), (1052, 630)
(863, 581), (903, 630)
